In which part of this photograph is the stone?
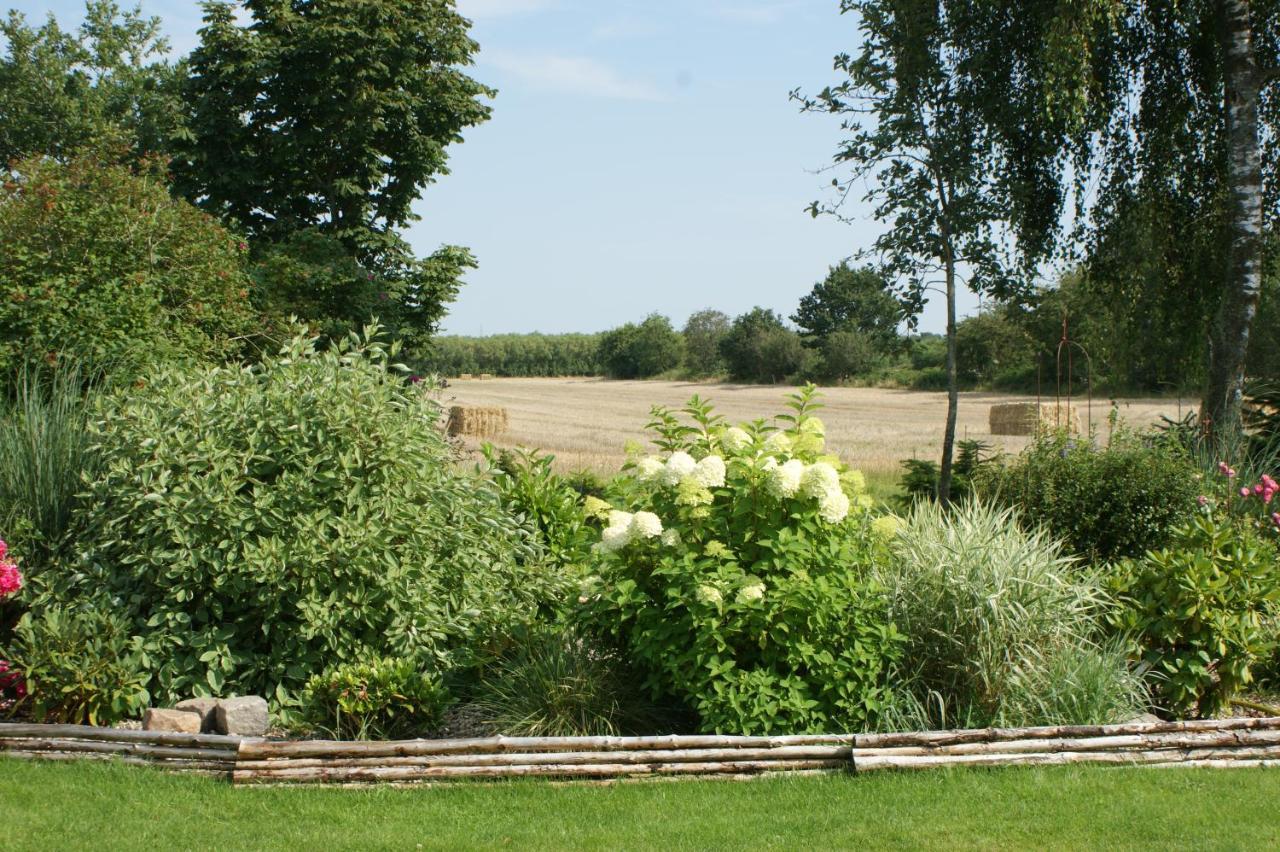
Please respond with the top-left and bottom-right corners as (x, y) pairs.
(174, 697), (220, 733)
(214, 695), (269, 736)
(143, 708), (202, 734)
(1126, 713), (1164, 725)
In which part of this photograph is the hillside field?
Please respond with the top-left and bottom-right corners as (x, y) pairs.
(443, 377), (1188, 476)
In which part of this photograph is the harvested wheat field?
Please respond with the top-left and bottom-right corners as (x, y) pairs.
(444, 377), (1190, 476)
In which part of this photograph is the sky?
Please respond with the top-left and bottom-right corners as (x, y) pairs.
(14, 0), (981, 335)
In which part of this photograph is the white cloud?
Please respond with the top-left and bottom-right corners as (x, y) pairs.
(486, 52), (667, 101)
(456, 0), (559, 20)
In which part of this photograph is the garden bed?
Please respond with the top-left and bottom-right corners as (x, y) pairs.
(3, 717), (1279, 787)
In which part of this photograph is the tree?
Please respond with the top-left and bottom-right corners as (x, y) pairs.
(796, 1), (1034, 504)
(0, 154), (257, 379)
(817, 329), (882, 382)
(174, 0), (493, 346)
(682, 309), (731, 376)
(0, 1), (182, 162)
(947, 1), (1280, 437)
(720, 308), (807, 383)
(598, 314), (684, 379)
(792, 262), (903, 349)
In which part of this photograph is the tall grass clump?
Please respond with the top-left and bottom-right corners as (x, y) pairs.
(875, 502), (1146, 730)
(0, 365), (99, 568)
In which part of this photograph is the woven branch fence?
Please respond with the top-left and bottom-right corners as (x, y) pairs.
(3, 717), (1279, 786)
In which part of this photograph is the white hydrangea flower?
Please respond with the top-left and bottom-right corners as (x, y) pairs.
(763, 431), (792, 455)
(600, 524), (632, 552)
(636, 456), (665, 481)
(661, 528), (682, 547)
(629, 511), (663, 539)
(801, 462), (841, 500)
(607, 510), (634, 530)
(722, 426), (752, 454)
(817, 490), (851, 524)
(692, 455), (726, 488)
(768, 459), (805, 498)
(696, 585), (723, 605)
(662, 451), (698, 486)
(799, 417), (825, 437)
(760, 456), (779, 472)
(737, 582), (766, 603)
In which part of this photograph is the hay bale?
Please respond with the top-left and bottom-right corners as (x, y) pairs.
(447, 405), (508, 439)
(989, 401), (1083, 436)
(478, 373), (495, 381)
(458, 373), (474, 380)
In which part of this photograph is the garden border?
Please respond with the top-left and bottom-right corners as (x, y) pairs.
(3, 717), (1278, 785)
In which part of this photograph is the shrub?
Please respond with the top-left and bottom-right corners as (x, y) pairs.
(978, 429), (1200, 562)
(61, 327), (562, 704)
(681, 309), (730, 377)
(719, 308), (807, 383)
(4, 605), (150, 725)
(471, 628), (663, 737)
(0, 365), (99, 570)
(0, 154), (257, 379)
(598, 314), (685, 379)
(876, 502), (1145, 729)
(815, 329), (882, 383)
(897, 439), (996, 507)
(483, 446), (595, 570)
(578, 387), (903, 734)
(1108, 511), (1280, 718)
(299, 658), (448, 740)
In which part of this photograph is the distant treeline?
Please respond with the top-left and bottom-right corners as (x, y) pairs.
(426, 333), (604, 377)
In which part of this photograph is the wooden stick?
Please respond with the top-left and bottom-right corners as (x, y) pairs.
(233, 758), (849, 784)
(853, 745), (1280, 772)
(2, 750), (235, 772)
(851, 716), (1280, 749)
(0, 723), (245, 749)
(851, 729), (1280, 758)
(0, 737), (237, 761)
(236, 745), (853, 772)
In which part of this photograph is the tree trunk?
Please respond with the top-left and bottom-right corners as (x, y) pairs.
(1204, 0), (1264, 436)
(938, 246), (959, 505)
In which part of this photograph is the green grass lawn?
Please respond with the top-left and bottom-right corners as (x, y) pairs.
(3, 758), (1277, 850)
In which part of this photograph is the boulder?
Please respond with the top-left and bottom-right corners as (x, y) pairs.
(143, 708), (202, 734)
(214, 695), (269, 736)
(174, 697), (220, 733)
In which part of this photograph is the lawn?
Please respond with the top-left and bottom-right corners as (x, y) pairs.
(3, 758), (1277, 850)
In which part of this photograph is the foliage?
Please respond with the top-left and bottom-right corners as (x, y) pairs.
(681, 309), (731, 377)
(978, 429), (1200, 563)
(719, 308), (807, 384)
(579, 387), (903, 734)
(483, 445), (595, 570)
(422, 332), (604, 377)
(955, 311), (1037, 386)
(54, 327), (561, 705)
(0, 154), (258, 379)
(792, 262), (903, 350)
(814, 329), (883, 383)
(0, 1), (182, 162)
(1109, 512), (1280, 719)
(897, 440), (996, 507)
(299, 657), (448, 740)
(598, 314), (685, 379)
(877, 502), (1145, 729)
(3, 604), (150, 725)
(0, 365), (99, 571)
(471, 628), (663, 737)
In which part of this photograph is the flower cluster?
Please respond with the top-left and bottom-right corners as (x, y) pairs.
(598, 509), (664, 553)
(1206, 463), (1280, 533)
(0, 540), (21, 598)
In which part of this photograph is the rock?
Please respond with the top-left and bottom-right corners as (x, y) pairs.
(175, 697), (220, 733)
(143, 708), (202, 734)
(1126, 713), (1163, 725)
(214, 695), (269, 736)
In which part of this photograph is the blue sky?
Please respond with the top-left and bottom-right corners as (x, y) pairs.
(15, 0), (979, 335)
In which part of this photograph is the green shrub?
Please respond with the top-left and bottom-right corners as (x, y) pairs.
(876, 502), (1145, 729)
(978, 429), (1199, 562)
(1108, 512), (1280, 719)
(4, 605), (150, 725)
(815, 329), (882, 382)
(61, 327), (562, 704)
(483, 446), (594, 570)
(0, 364), (99, 571)
(471, 628), (663, 737)
(579, 387), (903, 734)
(299, 658), (448, 740)
(0, 154), (257, 379)
(897, 439), (996, 506)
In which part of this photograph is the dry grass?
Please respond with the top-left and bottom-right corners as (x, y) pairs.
(444, 378), (1191, 476)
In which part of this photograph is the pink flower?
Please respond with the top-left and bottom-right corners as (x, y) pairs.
(1273, 512), (1280, 528)
(1197, 495), (1209, 507)
(1241, 487), (1252, 498)
(0, 560), (21, 597)
(1255, 484), (1266, 496)
(0, 539), (6, 560)
(1218, 461), (1231, 475)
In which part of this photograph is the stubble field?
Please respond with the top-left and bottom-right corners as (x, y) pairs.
(444, 377), (1188, 477)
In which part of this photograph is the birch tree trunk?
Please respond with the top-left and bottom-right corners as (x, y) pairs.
(1204, 0), (1265, 435)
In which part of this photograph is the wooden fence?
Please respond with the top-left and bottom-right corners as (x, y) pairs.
(3, 716), (1278, 786)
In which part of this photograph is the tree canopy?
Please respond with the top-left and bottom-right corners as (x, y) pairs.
(792, 262), (904, 348)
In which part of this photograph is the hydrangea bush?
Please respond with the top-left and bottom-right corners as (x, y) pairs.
(579, 386), (903, 735)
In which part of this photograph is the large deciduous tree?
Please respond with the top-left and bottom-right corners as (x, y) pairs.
(173, 0), (494, 347)
(792, 262), (904, 349)
(796, 0), (1034, 504)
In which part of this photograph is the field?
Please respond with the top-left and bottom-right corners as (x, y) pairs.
(444, 378), (1189, 477)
